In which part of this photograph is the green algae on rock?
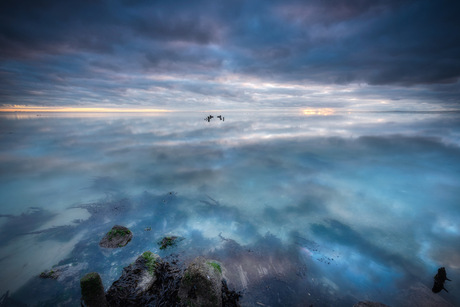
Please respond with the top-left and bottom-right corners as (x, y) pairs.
(142, 251), (159, 275)
(207, 261), (222, 274)
(39, 269), (57, 279)
(158, 235), (183, 250)
(99, 225), (132, 248)
(106, 251), (162, 305)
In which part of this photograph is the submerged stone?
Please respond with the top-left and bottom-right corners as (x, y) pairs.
(99, 225), (132, 248)
(39, 263), (88, 282)
(178, 256), (223, 307)
(39, 270), (58, 279)
(80, 272), (107, 307)
(158, 235), (183, 250)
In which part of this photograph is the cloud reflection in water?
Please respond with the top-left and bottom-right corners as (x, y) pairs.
(0, 111), (459, 306)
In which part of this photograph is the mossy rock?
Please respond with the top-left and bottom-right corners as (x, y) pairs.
(106, 251), (161, 305)
(39, 269), (58, 279)
(178, 257), (223, 307)
(158, 235), (184, 250)
(207, 261), (222, 274)
(99, 225), (133, 248)
(142, 251), (159, 275)
(39, 263), (88, 281)
(80, 272), (107, 307)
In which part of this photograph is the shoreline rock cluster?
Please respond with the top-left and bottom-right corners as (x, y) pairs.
(81, 252), (241, 307)
(31, 224), (454, 306)
(79, 224), (241, 306)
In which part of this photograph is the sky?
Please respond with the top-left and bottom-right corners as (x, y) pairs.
(1, 0), (460, 111)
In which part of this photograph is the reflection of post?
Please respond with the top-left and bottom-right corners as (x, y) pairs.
(432, 267), (451, 293)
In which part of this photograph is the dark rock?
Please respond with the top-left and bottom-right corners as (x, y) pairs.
(99, 225), (132, 248)
(158, 236), (183, 250)
(39, 270), (58, 279)
(353, 301), (390, 307)
(39, 263), (88, 281)
(106, 251), (161, 306)
(178, 256), (223, 307)
(104, 252), (240, 306)
(80, 272), (107, 307)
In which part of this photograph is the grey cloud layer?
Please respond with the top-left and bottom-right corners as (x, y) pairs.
(1, 0), (460, 107)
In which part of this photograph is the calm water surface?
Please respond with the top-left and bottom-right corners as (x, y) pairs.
(0, 110), (459, 306)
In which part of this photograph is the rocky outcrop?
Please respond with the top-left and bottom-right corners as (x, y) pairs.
(84, 251), (240, 306)
(99, 225), (132, 248)
(80, 272), (108, 307)
(178, 256), (224, 307)
(106, 251), (161, 305)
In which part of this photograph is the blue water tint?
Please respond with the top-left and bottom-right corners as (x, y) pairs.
(0, 110), (459, 306)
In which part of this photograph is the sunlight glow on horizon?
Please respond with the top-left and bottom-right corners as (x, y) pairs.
(303, 108), (335, 116)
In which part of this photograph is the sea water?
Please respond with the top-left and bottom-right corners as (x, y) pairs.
(0, 110), (459, 306)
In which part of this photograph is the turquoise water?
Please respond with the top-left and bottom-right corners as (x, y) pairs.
(0, 111), (459, 306)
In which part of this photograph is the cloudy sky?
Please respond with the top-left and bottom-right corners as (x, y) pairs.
(1, 0), (459, 111)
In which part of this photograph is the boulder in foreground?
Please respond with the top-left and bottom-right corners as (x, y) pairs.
(88, 252), (240, 306)
(178, 256), (223, 307)
(106, 251), (161, 305)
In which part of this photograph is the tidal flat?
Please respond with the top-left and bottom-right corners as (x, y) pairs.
(0, 110), (459, 306)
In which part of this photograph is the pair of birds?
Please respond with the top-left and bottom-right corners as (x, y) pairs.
(204, 115), (224, 122)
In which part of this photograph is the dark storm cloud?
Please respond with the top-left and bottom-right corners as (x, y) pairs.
(249, 0), (460, 86)
(0, 0), (460, 107)
(0, 0), (221, 58)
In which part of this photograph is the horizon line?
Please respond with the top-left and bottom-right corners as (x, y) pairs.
(0, 106), (173, 113)
(1, 106), (459, 114)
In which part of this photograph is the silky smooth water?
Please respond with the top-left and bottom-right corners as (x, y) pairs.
(0, 110), (459, 306)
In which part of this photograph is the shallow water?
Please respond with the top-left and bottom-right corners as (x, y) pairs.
(0, 110), (459, 306)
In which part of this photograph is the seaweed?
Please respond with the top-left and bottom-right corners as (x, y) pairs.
(158, 236), (182, 250)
